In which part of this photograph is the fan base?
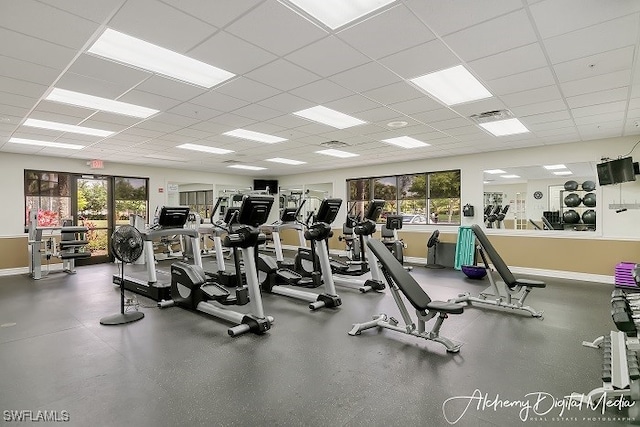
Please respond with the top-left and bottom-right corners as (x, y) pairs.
(100, 311), (144, 325)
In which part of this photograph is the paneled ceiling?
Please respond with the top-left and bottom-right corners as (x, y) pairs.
(1, 0), (639, 176)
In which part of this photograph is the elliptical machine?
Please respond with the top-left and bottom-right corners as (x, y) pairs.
(258, 199), (343, 311)
(159, 196), (275, 336)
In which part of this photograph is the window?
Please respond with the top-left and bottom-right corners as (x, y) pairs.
(346, 170), (461, 226)
(428, 170), (461, 225)
(25, 171), (72, 227)
(179, 190), (214, 220)
(114, 177), (148, 225)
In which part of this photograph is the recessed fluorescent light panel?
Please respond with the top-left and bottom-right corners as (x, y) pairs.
(177, 143), (234, 155)
(45, 88), (158, 118)
(293, 106), (366, 129)
(223, 129), (287, 144)
(88, 29), (235, 89)
(23, 118), (113, 137)
(500, 174), (520, 179)
(543, 164), (567, 170)
(553, 171), (573, 176)
(484, 169), (506, 174)
(228, 165), (267, 171)
(283, 0), (396, 30)
(479, 118), (529, 136)
(410, 65), (492, 106)
(266, 158), (307, 165)
(9, 137), (84, 150)
(315, 149), (359, 158)
(381, 136), (430, 149)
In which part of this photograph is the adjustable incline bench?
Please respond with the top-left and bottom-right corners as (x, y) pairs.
(451, 224), (546, 318)
(349, 239), (464, 353)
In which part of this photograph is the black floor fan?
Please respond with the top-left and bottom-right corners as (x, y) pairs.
(100, 225), (145, 325)
(425, 230), (445, 269)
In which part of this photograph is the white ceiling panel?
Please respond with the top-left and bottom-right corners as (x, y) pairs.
(232, 104), (285, 121)
(530, 0), (640, 39)
(134, 75), (208, 101)
(574, 112), (625, 125)
(566, 87), (629, 109)
(361, 82), (423, 106)
(257, 93), (314, 114)
(510, 99), (568, 117)
(501, 85), (563, 108)
(379, 39), (459, 80)
(118, 90), (184, 112)
(543, 15), (639, 64)
(68, 54), (152, 87)
(0, 28), (77, 70)
(561, 70), (631, 98)
(190, 91), (249, 112)
(337, 4), (434, 59)
(552, 46), (634, 83)
(0, 0), (99, 49)
(245, 59), (319, 91)
(188, 31), (276, 76)
(468, 43), (548, 81)
(209, 113), (257, 129)
(520, 110), (572, 125)
(289, 80), (355, 104)
(225, 0), (327, 56)
(443, 10), (537, 62)
(168, 103), (223, 121)
(0, 77), (47, 99)
(324, 95), (381, 114)
(572, 101), (627, 119)
(0, 56), (60, 86)
(451, 98), (507, 117)
(488, 67), (556, 96)
(33, 101), (96, 120)
(406, 0), (523, 36)
(167, 0), (261, 28)
(56, 72), (133, 99)
(36, 0), (125, 24)
(286, 36), (370, 78)
(388, 97), (442, 115)
(329, 62), (403, 93)
(216, 77), (281, 103)
(88, 112), (142, 127)
(108, 0), (217, 52)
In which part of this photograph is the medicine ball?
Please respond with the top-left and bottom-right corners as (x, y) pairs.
(582, 180), (596, 191)
(564, 180), (579, 191)
(583, 192), (596, 207)
(563, 209), (580, 224)
(582, 209), (596, 225)
(564, 193), (582, 207)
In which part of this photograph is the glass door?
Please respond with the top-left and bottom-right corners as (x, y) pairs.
(74, 176), (112, 265)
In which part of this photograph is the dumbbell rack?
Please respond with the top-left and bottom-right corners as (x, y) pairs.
(578, 290), (640, 405)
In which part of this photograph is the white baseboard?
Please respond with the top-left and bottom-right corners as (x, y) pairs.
(0, 264), (64, 277)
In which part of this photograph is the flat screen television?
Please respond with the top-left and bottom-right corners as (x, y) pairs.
(253, 179), (278, 195)
(597, 157), (636, 186)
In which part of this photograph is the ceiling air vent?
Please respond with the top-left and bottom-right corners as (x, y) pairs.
(320, 140), (349, 148)
(469, 109), (515, 125)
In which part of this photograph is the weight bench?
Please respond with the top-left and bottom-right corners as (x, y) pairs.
(451, 224), (546, 318)
(348, 239), (464, 353)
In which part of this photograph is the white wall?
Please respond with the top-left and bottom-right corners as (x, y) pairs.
(0, 152), (250, 236)
(278, 135), (640, 240)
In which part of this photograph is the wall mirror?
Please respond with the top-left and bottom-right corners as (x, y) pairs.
(483, 162), (597, 232)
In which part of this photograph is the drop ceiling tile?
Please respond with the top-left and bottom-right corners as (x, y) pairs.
(257, 93), (314, 114)
(389, 97), (442, 115)
(526, 119), (575, 131)
(574, 111), (625, 125)
(168, 103), (223, 121)
(88, 112), (143, 127)
(554, 46), (635, 85)
(520, 110), (572, 125)
(152, 112), (200, 128)
(34, 101), (96, 120)
(232, 104), (285, 121)
(488, 67), (556, 96)
(357, 108), (409, 123)
(189, 30), (276, 76)
(450, 98), (507, 117)
(379, 39), (459, 79)
(0, 76), (47, 99)
(561, 70), (631, 97)
(361, 82), (423, 106)
(69, 54), (152, 88)
(530, 0), (640, 39)
(468, 43), (548, 81)
(135, 120), (183, 134)
(262, 115), (311, 130)
(501, 85), (563, 108)
(56, 72), (134, 99)
(429, 117), (474, 131)
(510, 99), (567, 117)
(329, 62), (402, 93)
(566, 87), (629, 109)
(109, 0), (217, 52)
(337, 4), (434, 59)
(325, 95), (380, 114)
(216, 77), (281, 103)
(134, 75), (208, 101)
(543, 15), (638, 64)
(0, 56), (60, 86)
(534, 127), (579, 138)
(0, 28), (77, 70)
(168, 0), (259, 27)
(37, 0), (124, 24)
(442, 10), (537, 62)
(572, 101), (627, 118)
(289, 80), (355, 104)
(406, 0), (523, 36)
(118, 90), (185, 112)
(0, 0), (99, 49)
(190, 91), (249, 112)
(245, 59), (320, 91)
(226, 1), (326, 56)
(286, 36), (370, 78)
(412, 108), (462, 124)
(1, 91), (38, 109)
(210, 113), (258, 129)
